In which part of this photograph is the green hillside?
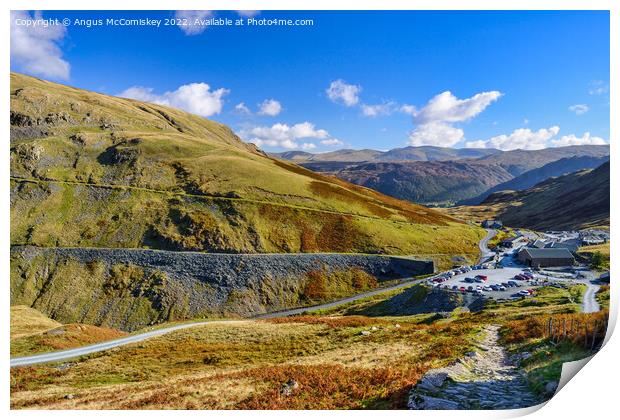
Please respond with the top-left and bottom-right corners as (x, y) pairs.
(482, 162), (610, 230)
(10, 73), (483, 259)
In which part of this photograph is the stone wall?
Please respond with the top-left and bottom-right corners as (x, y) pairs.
(10, 246), (433, 330)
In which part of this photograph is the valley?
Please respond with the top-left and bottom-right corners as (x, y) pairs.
(9, 73), (610, 411)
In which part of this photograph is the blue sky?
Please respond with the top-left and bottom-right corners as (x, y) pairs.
(11, 10), (610, 152)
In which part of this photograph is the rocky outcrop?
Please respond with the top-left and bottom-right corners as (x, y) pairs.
(11, 246), (433, 331)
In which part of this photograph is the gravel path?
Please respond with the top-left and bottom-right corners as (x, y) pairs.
(409, 325), (544, 410)
(582, 283), (601, 313)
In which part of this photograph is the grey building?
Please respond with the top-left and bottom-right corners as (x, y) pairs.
(481, 220), (503, 229)
(517, 247), (575, 268)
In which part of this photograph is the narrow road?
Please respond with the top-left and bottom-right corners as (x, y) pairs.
(582, 283), (601, 313)
(11, 276), (426, 368)
(12, 226), (495, 367)
(409, 325), (543, 409)
(478, 228), (497, 264)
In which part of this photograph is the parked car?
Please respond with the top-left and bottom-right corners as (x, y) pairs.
(483, 286), (492, 291)
(476, 275), (488, 281)
(514, 274), (525, 280)
(467, 286), (474, 291)
(452, 285), (459, 290)
(518, 290), (530, 296)
(464, 277), (475, 283)
(459, 287), (466, 293)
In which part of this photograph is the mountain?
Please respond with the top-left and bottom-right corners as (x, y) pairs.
(471, 146), (610, 177)
(461, 155), (611, 205)
(272, 145), (500, 163)
(10, 73), (482, 258)
(336, 161), (513, 205)
(374, 146), (501, 162)
(273, 145), (609, 206)
(481, 162), (610, 230)
(272, 148), (383, 162)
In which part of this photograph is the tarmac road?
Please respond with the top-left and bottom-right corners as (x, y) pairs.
(10, 275), (428, 367)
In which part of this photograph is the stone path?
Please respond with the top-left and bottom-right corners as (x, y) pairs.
(408, 325), (545, 410)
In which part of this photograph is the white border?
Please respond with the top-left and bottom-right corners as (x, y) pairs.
(2, 1), (617, 419)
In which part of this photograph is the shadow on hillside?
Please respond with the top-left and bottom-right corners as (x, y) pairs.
(344, 285), (475, 317)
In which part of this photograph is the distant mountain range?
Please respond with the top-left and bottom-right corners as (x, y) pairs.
(336, 161), (513, 205)
(481, 161), (610, 230)
(460, 155), (611, 205)
(273, 145), (610, 206)
(273, 145), (500, 163)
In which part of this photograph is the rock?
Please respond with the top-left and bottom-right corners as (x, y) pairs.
(394, 324), (401, 328)
(64, 394), (74, 400)
(409, 394), (461, 410)
(360, 330), (371, 336)
(370, 326), (379, 331)
(425, 371), (449, 388)
(545, 381), (558, 395)
(280, 379), (299, 396)
(56, 362), (74, 371)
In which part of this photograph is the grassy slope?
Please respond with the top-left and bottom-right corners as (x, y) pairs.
(578, 242), (610, 270)
(10, 306), (127, 357)
(444, 163), (609, 230)
(10, 306), (61, 340)
(10, 73), (482, 260)
(10, 282), (606, 409)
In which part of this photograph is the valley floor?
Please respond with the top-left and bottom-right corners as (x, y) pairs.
(10, 280), (609, 410)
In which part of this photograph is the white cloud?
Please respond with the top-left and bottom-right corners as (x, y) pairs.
(463, 140), (488, 149)
(588, 80), (609, 95)
(174, 10), (213, 35)
(240, 121), (337, 150)
(326, 79), (361, 107)
(320, 138), (343, 146)
(466, 126), (560, 151)
(235, 102), (251, 115)
(550, 132), (607, 148)
(119, 83), (229, 117)
(408, 122), (465, 147)
(258, 99), (282, 116)
(399, 104), (417, 116)
(361, 102), (396, 117)
(237, 11), (260, 18)
(569, 104), (589, 115)
(10, 10), (70, 80)
(405, 90), (501, 147)
(411, 91), (502, 124)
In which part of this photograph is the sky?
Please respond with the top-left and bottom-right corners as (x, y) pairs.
(10, 10), (610, 153)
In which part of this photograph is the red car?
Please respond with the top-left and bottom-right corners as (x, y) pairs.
(476, 275), (488, 281)
(459, 287), (466, 293)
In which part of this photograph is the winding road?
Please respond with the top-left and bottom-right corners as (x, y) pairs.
(478, 228), (497, 264)
(10, 275), (429, 368)
(11, 229), (497, 368)
(582, 283), (601, 313)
